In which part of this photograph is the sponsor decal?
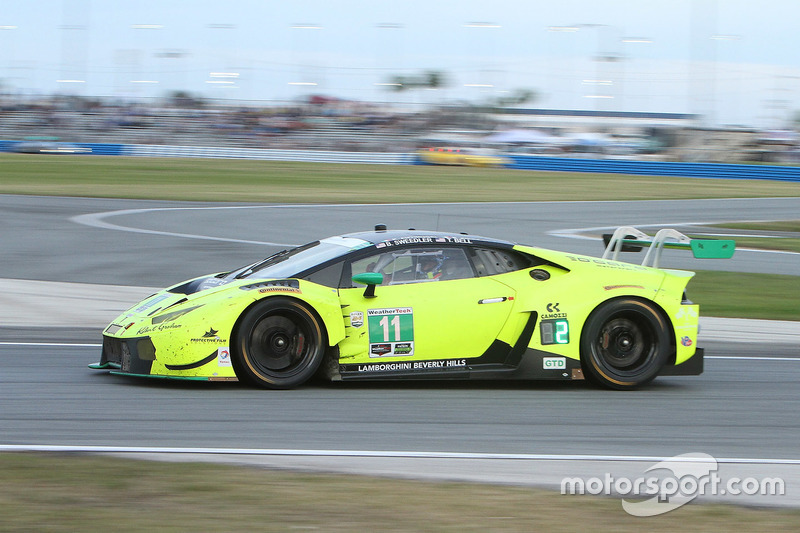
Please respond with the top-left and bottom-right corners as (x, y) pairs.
(217, 347), (231, 367)
(393, 342), (413, 355)
(349, 311), (364, 328)
(543, 357), (567, 369)
(191, 327), (228, 343)
(137, 323), (182, 335)
(681, 336), (693, 347)
(564, 255), (647, 271)
(258, 287), (301, 294)
(351, 359), (467, 373)
(367, 307), (413, 316)
(542, 302), (567, 320)
(675, 307), (699, 320)
(370, 344), (392, 356)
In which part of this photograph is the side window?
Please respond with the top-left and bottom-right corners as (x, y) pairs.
(301, 261), (344, 287)
(347, 247), (474, 286)
(469, 248), (533, 276)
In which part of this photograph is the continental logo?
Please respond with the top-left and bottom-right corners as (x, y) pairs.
(258, 287), (301, 294)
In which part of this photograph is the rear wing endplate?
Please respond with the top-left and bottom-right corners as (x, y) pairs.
(602, 226), (735, 268)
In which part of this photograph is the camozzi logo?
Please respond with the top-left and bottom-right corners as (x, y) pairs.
(561, 453), (785, 516)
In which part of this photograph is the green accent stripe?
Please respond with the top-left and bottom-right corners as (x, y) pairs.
(88, 361), (120, 370)
(109, 371), (209, 381)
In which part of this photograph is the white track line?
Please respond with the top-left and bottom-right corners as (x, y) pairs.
(1, 445), (798, 465)
(70, 208), (296, 247)
(0, 342), (101, 347)
(706, 356), (800, 361)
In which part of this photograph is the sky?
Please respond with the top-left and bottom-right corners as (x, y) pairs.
(1, 0), (800, 128)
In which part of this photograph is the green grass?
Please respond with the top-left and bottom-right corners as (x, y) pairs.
(691, 271), (800, 320)
(707, 221), (800, 253)
(725, 236), (800, 253)
(716, 221), (800, 232)
(1, 453), (798, 532)
(2, 154), (800, 203)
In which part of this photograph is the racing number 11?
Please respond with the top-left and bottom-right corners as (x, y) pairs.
(379, 315), (401, 342)
(367, 308), (414, 345)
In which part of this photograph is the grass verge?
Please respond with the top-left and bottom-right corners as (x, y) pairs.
(690, 271), (799, 320)
(1, 453), (798, 532)
(708, 221), (800, 253)
(2, 154), (800, 203)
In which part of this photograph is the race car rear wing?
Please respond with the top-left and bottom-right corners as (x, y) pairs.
(602, 226), (735, 268)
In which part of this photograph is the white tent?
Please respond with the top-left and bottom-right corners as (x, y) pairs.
(483, 129), (557, 144)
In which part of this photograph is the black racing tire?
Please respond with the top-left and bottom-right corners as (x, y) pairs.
(580, 298), (670, 390)
(233, 297), (327, 389)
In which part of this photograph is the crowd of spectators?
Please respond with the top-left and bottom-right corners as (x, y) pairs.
(1, 93), (798, 163)
(0, 94), (434, 152)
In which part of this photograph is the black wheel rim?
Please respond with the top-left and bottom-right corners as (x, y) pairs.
(248, 313), (314, 376)
(594, 316), (653, 372)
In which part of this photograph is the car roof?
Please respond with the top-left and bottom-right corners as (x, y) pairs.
(341, 228), (515, 248)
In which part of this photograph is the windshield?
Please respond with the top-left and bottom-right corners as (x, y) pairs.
(234, 236), (369, 280)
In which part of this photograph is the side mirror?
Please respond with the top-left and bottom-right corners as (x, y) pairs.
(352, 272), (384, 299)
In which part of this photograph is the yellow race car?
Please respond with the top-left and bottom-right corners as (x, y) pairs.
(91, 225), (733, 390)
(417, 147), (510, 167)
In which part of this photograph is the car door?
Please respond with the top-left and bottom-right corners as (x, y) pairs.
(336, 245), (516, 365)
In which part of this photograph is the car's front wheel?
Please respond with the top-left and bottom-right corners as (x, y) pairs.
(580, 298), (670, 390)
(233, 298), (326, 389)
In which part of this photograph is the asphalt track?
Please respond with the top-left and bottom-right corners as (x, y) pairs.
(1, 194), (799, 508)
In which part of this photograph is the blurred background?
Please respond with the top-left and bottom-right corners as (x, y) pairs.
(1, 0), (799, 162)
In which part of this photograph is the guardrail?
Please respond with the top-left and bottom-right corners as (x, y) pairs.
(2, 140), (799, 182)
(504, 155), (800, 182)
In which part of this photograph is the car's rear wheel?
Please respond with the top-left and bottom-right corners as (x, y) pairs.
(580, 298), (670, 390)
(234, 298), (326, 389)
